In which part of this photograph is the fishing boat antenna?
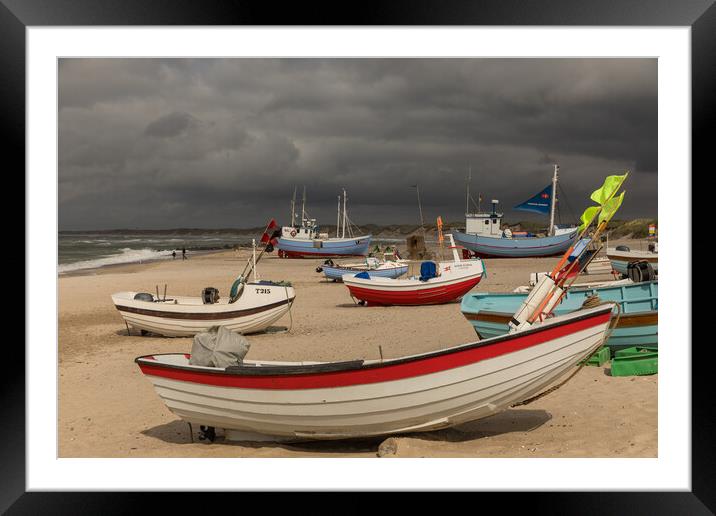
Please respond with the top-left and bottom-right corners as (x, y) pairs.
(549, 164), (559, 236)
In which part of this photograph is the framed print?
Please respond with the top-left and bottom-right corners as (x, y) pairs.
(6, 0), (711, 511)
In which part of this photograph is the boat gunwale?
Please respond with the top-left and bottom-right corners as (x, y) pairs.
(114, 295), (296, 320)
(135, 304), (613, 377)
(462, 308), (657, 328)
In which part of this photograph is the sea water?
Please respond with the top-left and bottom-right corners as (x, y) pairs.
(58, 232), (405, 273)
(58, 232), (253, 273)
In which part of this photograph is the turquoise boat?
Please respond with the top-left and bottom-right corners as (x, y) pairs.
(460, 281), (658, 353)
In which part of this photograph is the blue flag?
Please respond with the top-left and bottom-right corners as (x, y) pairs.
(514, 184), (552, 215)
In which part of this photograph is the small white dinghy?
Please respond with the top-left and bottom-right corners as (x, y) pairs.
(136, 304), (614, 441)
(112, 282), (295, 337)
(113, 220), (295, 337)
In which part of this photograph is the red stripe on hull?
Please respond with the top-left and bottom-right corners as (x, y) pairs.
(138, 310), (611, 390)
(346, 275), (483, 306)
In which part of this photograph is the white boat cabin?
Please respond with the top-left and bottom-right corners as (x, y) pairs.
(464, 199), (575, 238)
(465, 200), (504, 237)
(281, 218), (326, 241)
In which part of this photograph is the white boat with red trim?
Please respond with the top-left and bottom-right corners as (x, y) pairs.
(112, 280), (296, 337)
(341, 234), (485, 306)
(135, 303), (615, 441)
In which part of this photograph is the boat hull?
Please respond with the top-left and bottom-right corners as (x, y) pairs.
(322, 264), (409, 281)
(342, 260), (485, 306)
(112, 284), (296, 337)
(607, 250), (658, 276)
(453, 229), (578, 258)
(346, 275), (483, 306)
(136, 305), (613, 440)
(461, 281), (657, 351)
(277, 235), (372, 258)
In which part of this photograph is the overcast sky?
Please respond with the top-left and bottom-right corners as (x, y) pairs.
(58, 58), (657, 230)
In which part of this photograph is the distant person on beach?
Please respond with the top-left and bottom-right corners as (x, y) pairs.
(172, 250), (176, 260)
(182, 248), (187, 260)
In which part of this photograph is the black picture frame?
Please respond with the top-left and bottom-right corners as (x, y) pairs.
(5, 0), (709, 512)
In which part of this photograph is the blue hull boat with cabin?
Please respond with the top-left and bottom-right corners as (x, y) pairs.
(454, 164), (579, 258)
(460, 280), (658, 352)
(277, 188), (371, 258)
(453, 229), (577, 258)
(318, 254), (409, 282)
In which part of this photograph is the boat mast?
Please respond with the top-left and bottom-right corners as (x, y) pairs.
(290, 186), (297, 227)
(252, 238), (258, 281)
(466, 166), (471, 215)
(415, 184), (426, 240)
(301, 186), (306, 226)
(549, 164), (559, 236)
(342, 189), (347, 239)
(336, 194), (341, 237)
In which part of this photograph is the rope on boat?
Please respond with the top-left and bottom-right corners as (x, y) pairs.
(511, 297), (621, 408)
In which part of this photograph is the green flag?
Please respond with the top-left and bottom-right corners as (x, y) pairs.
(578, 206), (601, 232)
(590, 173), (628, 205)
(598, 191), (625, 224)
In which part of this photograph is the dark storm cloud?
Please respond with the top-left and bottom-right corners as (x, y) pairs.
(58, 58), (657, 230)
(144, 111), (198, 138)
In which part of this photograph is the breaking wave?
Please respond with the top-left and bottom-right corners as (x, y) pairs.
(58, 248), (173, 273)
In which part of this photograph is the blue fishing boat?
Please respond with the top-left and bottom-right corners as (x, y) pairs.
(460, 280), (658, 352)
(277, 188), (372, 258)
(453, 165), (578, 258)
(318, 258), (409, 282)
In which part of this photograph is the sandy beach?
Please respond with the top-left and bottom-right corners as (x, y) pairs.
(58, 246), (657, 458)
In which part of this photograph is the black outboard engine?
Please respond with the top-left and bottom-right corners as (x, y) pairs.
(627, 261), (656, 283)
(133, 292), (154, 302)
(316, 258), (334, 273)
(202, 287), (220, 304)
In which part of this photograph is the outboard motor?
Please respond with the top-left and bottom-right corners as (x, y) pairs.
(316, 258), (334, 273)
(627, 261), (655, 283)
(134, 292), (154, 302)
(202, 287), (220, 304)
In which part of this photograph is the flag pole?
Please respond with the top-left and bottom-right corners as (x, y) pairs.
(240, 219), (277, 280)
(525, 173), (628, 324)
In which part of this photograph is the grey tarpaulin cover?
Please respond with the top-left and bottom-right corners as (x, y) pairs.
(188, 326), (251, 368)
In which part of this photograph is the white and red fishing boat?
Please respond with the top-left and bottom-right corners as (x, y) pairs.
(341, 234), (485, 306)
(135, 303), (615, 441)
